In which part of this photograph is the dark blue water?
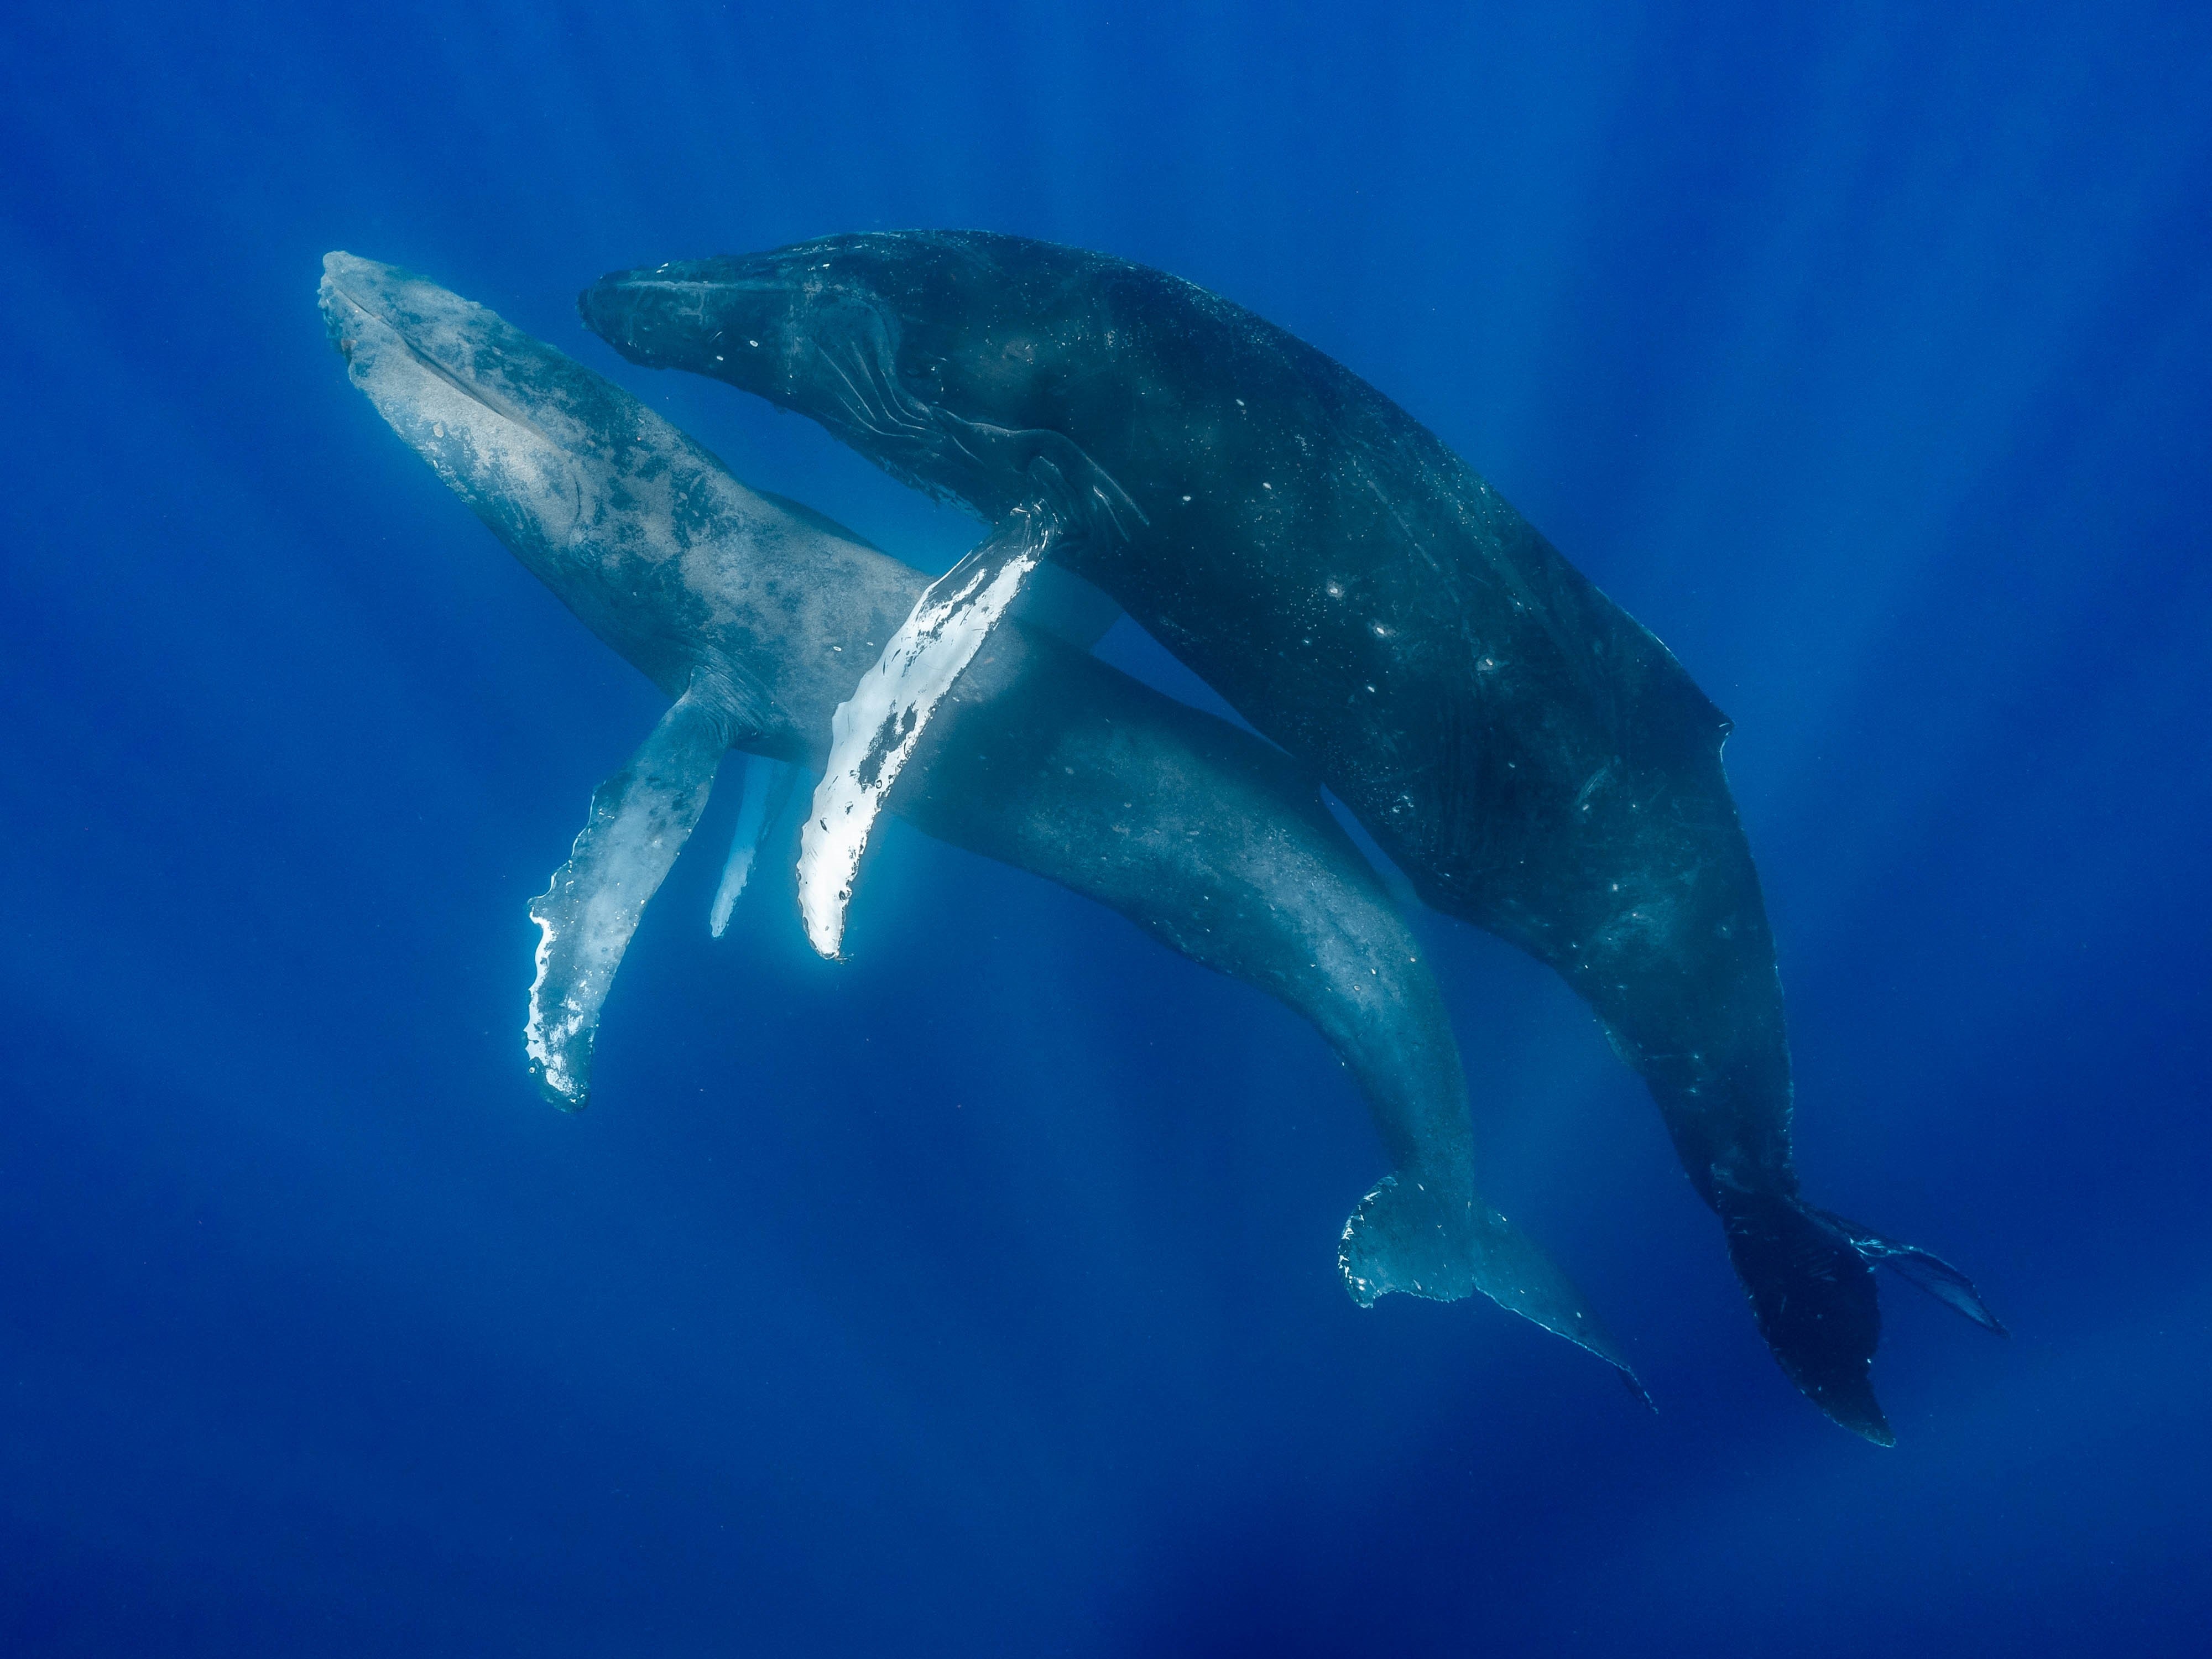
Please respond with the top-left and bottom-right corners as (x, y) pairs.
(5, 4), (2208, 1653)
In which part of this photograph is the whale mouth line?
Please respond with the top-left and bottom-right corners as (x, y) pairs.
(603, 276), (783, 297)
(322, 265), (547, 445)
(320, 273), (380, 363)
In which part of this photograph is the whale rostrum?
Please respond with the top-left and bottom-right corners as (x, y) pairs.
(580, 232), (2004, 1441)
(319, 253), (1644, 1394)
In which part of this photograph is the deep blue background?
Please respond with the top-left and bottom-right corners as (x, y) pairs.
(4, 3), (2208, 1653)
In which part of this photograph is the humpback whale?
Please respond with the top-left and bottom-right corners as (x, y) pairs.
(317, 253), (1643, 1392)
(578, 232), (2002, 1441)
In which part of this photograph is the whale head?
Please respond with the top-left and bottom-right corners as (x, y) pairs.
(579, 236), (1120, 528)
(576, 242), (940, 453)
(322, 252), (602, 549)
(320, 252), (737, 691)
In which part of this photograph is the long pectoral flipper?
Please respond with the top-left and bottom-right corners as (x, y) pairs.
(797, 512), (1055, 958)
(709, 754), (795, 937)
(526, 692), (728, 1108)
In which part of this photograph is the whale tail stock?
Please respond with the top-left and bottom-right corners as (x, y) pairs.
(1717, 1186), (2007, 1445)
(1340, 1175), (1652, 1407)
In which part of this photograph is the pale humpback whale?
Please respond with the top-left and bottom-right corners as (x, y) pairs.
(579, 232), (2003, 1441)
(317, 253), (1642, 1392)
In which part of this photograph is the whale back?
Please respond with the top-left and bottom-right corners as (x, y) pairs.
(584, 233), (1733, 914)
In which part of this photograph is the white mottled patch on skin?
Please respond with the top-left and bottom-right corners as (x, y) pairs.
(523, 899), (592, 1106)
(797, 513), (1053, 958)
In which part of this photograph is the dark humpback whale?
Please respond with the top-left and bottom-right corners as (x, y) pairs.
(578, 232), (2002, 1441)
(317, 253), (1644, 1392)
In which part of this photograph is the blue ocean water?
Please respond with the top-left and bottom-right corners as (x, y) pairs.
(4, 3), (2209, 1652)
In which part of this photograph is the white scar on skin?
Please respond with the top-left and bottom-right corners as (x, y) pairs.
(797, 513), (1053, 958)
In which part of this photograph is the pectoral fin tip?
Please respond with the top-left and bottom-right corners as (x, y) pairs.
(523, 693), (726, 1108)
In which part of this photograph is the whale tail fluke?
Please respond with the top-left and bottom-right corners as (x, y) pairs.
(1341, 1176), (1649, 1405)
(1719, 1188), (2005, 1445)
(1808, 1205), (2009, 1335)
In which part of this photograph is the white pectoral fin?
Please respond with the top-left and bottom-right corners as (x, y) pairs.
(525, 691), (727, 1109)
(709, 753), (795, 937)
(797, 513), (1053, 958)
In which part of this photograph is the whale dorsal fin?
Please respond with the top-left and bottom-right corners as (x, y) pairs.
(525, 690), (729, 1108)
